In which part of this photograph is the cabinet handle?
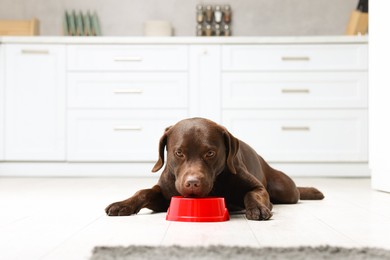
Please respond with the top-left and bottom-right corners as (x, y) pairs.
(281, 126), (310, 131)
(113, 56), (143, 62)
(281, 56), (310, 61)
(113, 89), (144, 94)
(113, 126), (143, 131)
(281, 89), (310, 94)
(21, 49), (50, 55)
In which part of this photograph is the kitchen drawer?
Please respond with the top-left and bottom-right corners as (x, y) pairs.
(67, 45), (188, 71)
(222, 72), (368, 108)
(222, 110), (368, 162)
(222, 44), (367, 71)
(68, 72), (188, 108)
(67, 110), (188, 161)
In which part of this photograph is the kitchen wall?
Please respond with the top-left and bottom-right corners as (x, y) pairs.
(0, 0), (358, 36)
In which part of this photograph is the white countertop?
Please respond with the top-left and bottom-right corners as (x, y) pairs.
(0, 35), (368, 44)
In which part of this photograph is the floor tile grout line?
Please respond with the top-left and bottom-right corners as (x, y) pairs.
(312, 214), (364, 248)
(159, 218), (172, 246)
(302, 205), (363, 248)
(244, 215), (262, 247)
(0, 215), (30, 230)
(38, 214), (105, 260)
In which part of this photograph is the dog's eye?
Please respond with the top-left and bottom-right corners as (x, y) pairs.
(175, 150), (184, 158)
(205, 151), (215, 158)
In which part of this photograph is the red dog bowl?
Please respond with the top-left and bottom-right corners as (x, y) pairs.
(166, 196), (230, 222)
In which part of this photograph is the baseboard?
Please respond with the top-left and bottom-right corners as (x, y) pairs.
(0, 162), (370, 177)
(270, 162), (370, 177)
(0, 162), (159, 177)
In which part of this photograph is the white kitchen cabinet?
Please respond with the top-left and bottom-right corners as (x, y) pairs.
(222, 44), (368, 71)
(67, 44), (189, 162)
(222, 72), (368, 109)
(222, 43), (368, 167)
(223, 110), (368, 162)
(0, 45), (4, 160)
(67, 72), (188, 109)
(67, 45), (188, 71)
(67, 110), (187, 161)
(0, 36), (368, 176)
(189, 45), (221, 122)
(4, 44), (66, 160)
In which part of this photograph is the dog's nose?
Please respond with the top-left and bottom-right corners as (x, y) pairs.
(185, 177), (201, 189)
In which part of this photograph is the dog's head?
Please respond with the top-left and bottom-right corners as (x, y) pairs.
(152, 118), (239, 197)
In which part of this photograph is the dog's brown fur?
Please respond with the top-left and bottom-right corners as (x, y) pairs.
(106, 118), (324, 220)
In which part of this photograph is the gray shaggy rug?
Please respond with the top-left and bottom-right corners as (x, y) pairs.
(90, 245), (390, 260)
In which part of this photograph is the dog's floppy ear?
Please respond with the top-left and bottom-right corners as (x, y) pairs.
(223, 129), (239, 174)
(152, 126), (172, 172)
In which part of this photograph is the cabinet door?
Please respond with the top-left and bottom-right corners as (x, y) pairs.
(67, 109), (188, 161)
(5, 44), (66, 160)
(222, 72), (368, 109)
(189, 45), (221, 123)
(0, 46), (4, 160)
(222, 45), (368, 71)
(68, 72), (188, 109)
(223, 110), (368, 162)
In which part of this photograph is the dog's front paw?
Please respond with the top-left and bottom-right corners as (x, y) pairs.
(105, 201), (139, 216)
(246, 205), (272, 221)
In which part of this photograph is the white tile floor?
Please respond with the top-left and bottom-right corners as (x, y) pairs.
(1, 177), (390, 260)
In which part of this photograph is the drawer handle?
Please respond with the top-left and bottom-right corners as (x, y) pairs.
(21, 49), (50, 55)
(281, 56), (310, 61)
(281, 126), (310, 131)
(113, 89), (144, 94)
(281, 89), (310, 94)
(113, 126), (143, 131)
(113, 56), (143, 62)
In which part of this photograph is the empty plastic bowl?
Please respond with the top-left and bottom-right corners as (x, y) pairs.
(166, 196), (230, 222)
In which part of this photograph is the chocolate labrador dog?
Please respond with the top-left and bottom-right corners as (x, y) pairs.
(105, 118), (324, 220)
